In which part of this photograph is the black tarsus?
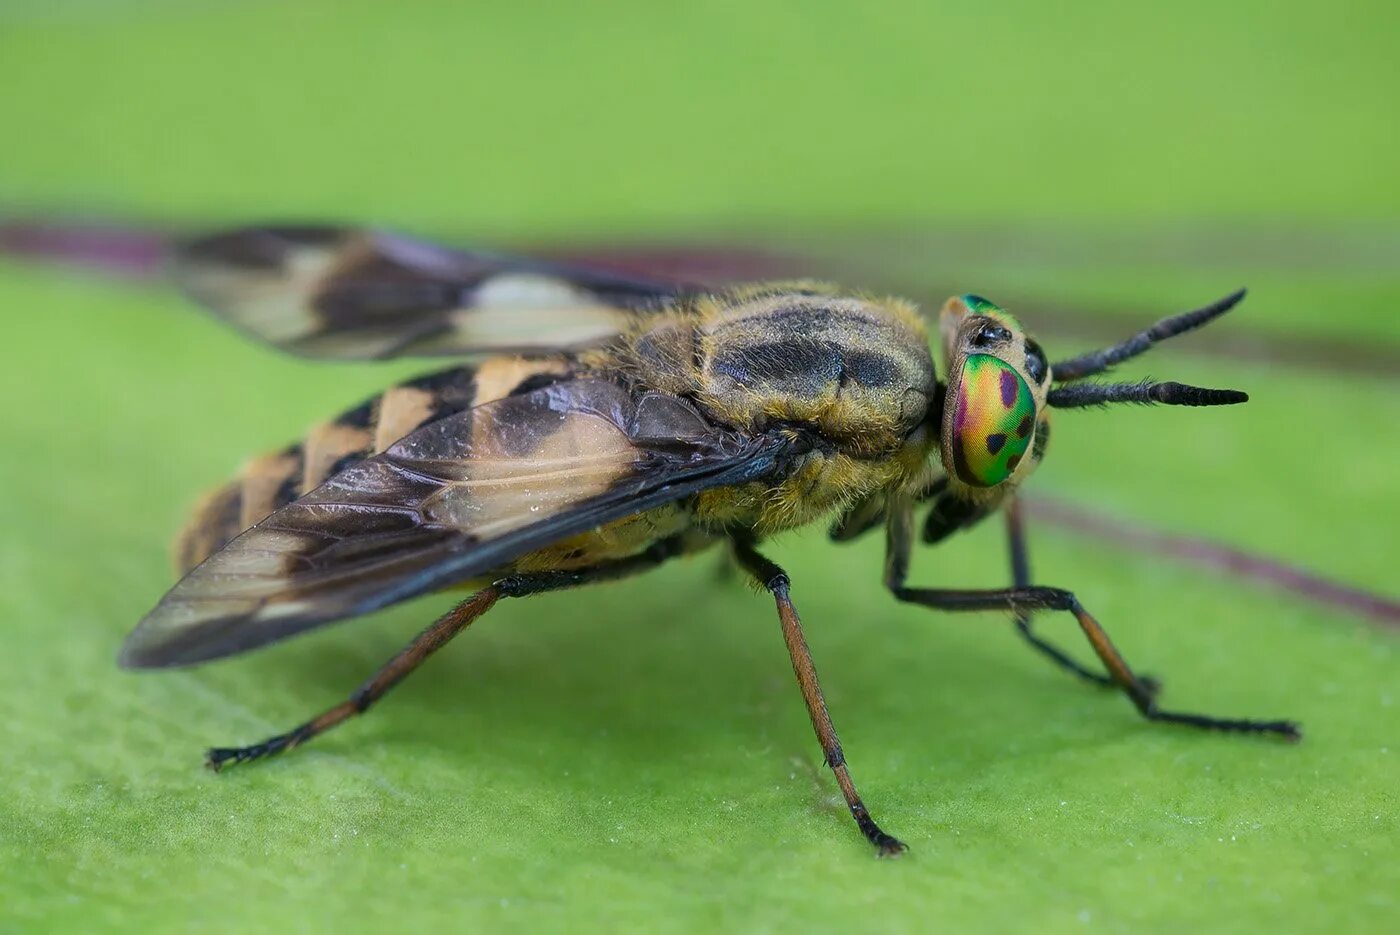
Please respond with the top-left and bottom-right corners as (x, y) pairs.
(883, 500), (1300, 741)
(1047, 380), (1248, 409)
(893, 584), (1299, 739)
(205, 540), (686, 771)
(206, 586), (501, 772)
(1050, 288), (1247, 382)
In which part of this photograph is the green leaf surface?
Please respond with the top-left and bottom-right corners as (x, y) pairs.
(1, 3), (1397, 933)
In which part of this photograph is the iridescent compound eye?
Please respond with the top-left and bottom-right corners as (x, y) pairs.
(948, 354), (1036, 486)
(961, 294), (1003, 316)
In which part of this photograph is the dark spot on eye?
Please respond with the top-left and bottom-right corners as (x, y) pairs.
(1007, 453), (1022, 473)
(999, 370), (1017, 407)
(1016, 414), (1034, 438)
(1024, 339), (1048, 384)
(971, 319), (1013, 348)
(986, 433), (1007, 455)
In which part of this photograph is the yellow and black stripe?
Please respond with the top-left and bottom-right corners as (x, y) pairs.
(174, 356), (575, 571)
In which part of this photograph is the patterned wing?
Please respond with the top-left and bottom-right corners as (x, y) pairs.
(121, 379), (787, 668)
(175, 226), (685, 359)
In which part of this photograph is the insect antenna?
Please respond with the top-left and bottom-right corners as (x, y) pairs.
(1050, 288), (1246, 382)
(1046, 380), (1247, 408)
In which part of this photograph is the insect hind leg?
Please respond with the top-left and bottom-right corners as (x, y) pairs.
(207, 586), (503, 771)
(205, 539), (687, 772)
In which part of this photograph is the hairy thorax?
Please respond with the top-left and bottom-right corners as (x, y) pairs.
(585, 284), (941, 536)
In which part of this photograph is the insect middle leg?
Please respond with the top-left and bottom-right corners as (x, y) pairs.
(1003, 497), (1160, 697)
(732, 535), (907, 857)
(886, 497), (1299, 740)
(206, 540), (685, 771)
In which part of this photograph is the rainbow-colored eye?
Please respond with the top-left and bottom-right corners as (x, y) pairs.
(950, 354), (1036, 486)
(960, 294), (1022, 331)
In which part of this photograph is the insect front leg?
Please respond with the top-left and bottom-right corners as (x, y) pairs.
(921, 484), (1150, 693)
(887, 496), (1299, 741)
(731, 535), (907, 857)
(207, 540), (685, 771)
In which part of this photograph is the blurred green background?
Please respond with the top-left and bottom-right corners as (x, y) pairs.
(1, 2), (1396, 932)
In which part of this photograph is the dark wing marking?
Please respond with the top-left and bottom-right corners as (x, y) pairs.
(175, 226), (685, 359)
(121, 379), (788, 668)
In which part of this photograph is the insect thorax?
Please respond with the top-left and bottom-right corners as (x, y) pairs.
(599, 285), (942, 533)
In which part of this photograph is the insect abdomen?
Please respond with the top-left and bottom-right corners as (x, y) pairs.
(173, 356), (572, 572)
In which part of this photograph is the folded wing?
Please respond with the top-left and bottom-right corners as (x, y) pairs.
(122, 379), (785, 668)
(175, 226), (684, 359)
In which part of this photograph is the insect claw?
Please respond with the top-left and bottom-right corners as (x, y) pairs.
(205, 747), (244, 772)
(874, 836), (909, 858)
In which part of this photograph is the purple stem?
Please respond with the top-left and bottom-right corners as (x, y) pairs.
(1024, 495), (1400, 629)
(0, 219), (170, 278)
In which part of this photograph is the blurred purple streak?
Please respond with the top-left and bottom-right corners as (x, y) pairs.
(1025, 495), (1400, 629)
(4, 218), (1399, 380)
(0, 218), (169, 278)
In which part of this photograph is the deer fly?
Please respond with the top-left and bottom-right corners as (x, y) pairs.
(121, 226), (1301, 856)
